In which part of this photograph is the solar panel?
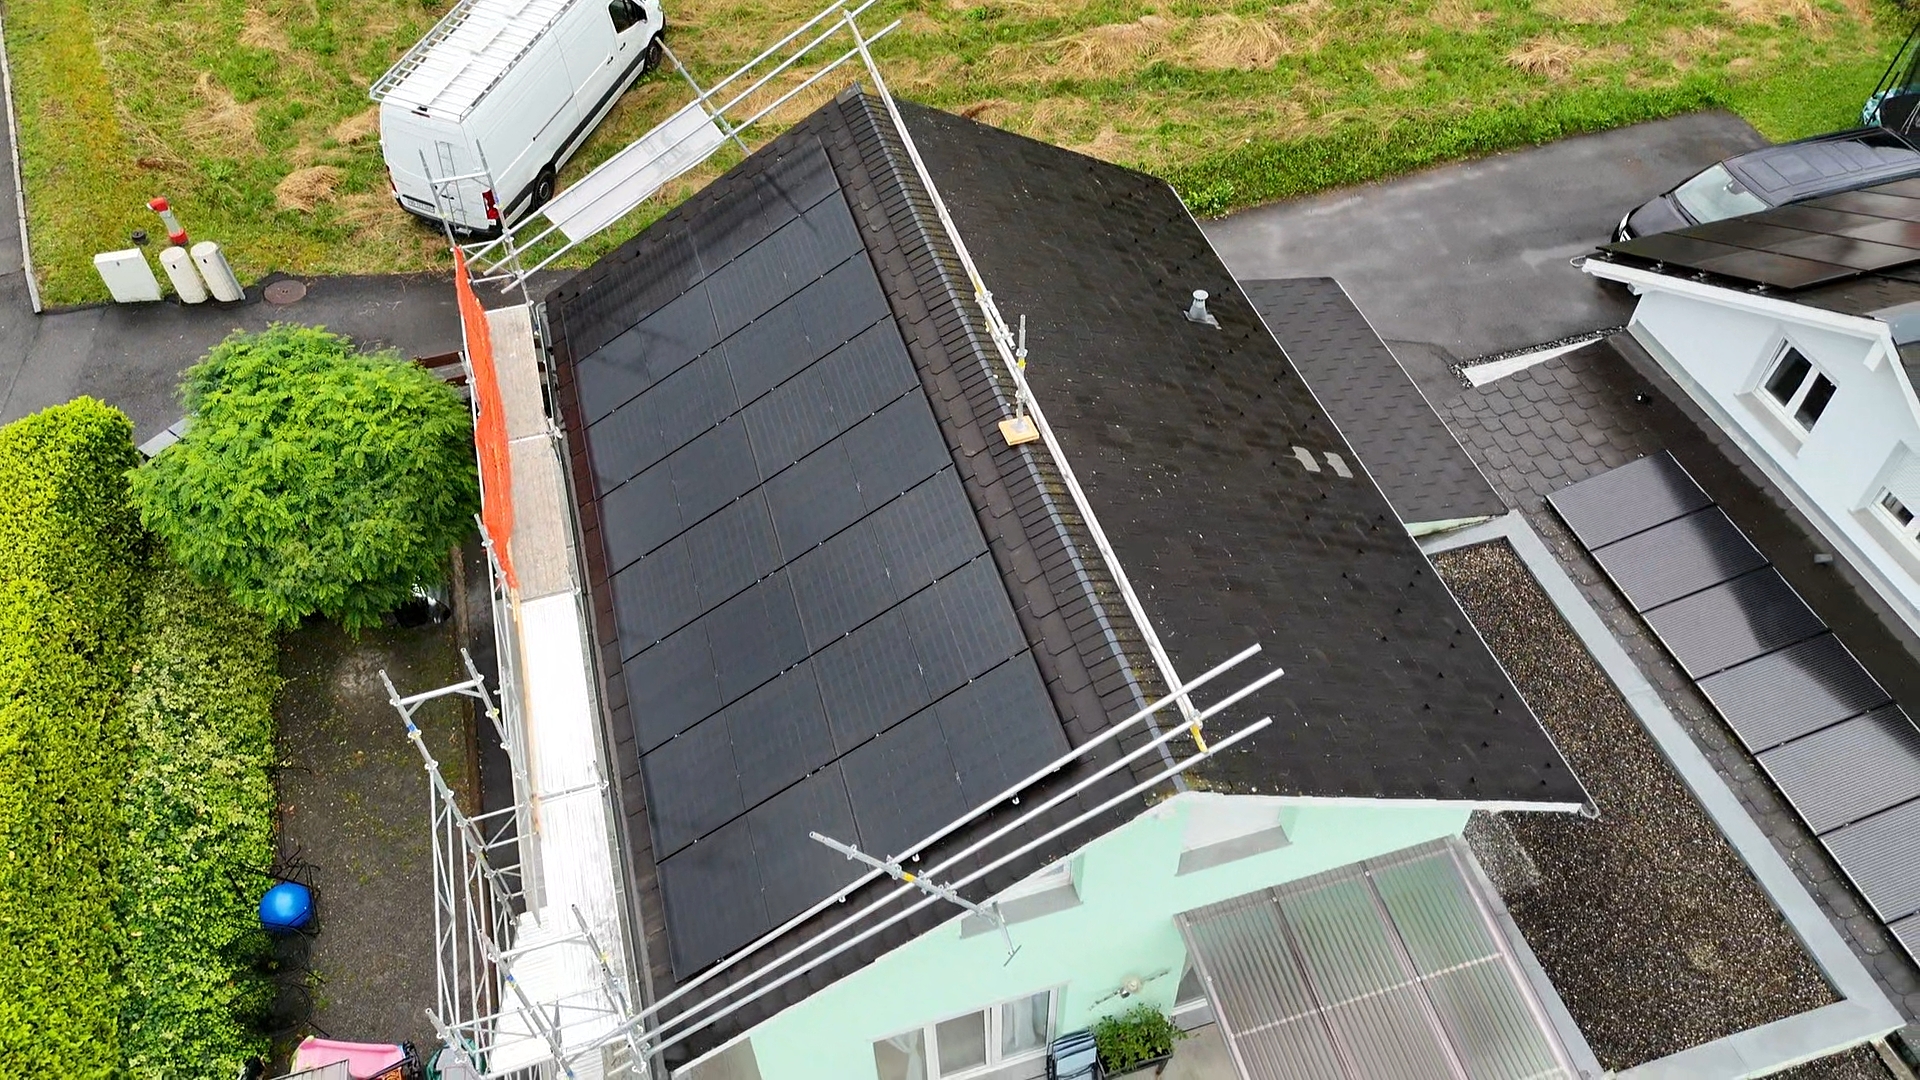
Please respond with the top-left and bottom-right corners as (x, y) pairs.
(1692, 249), (1855, 290)
(705, 571), (809, 702)
(1600, 177), (1920, 289)
(813, 606), (935, 750)
(1547, 454), (1712, 549)
(1607, 232), (1749, 267)
(1845, 216), (1920, 250)
(669, 418), (761, 525)
(750, 764), (864, 924)
(705, 194), (863, 337)
(763, 439), (866, 555)
(657, 817), (769, 975)
(685, 492), (784, 611)
(1758, 706), (1920, 834)
(721, 258), (891, 403)
(1695, 633), (1890, 751)
(725, 663), (835, 807)
(844, 391), (953, 510)
(742, 322), (917, 469)
(902, 557), (1028, 694)
(1768, 232), (1920, 272)
(872, 470), (987, 591)
(642, 715), (744, 856)
(1822, 798), (1920, 921)
(599, 465), (679, 574)
(1892, 912), (1920, 965)
(786, 514), (900, 647)
(841, 707), (968, 858)
(1589, 508), (1765, 612)
(613, 537), (703, 648)
(1805, 189), (1920, 220)
(625, 623), (721, 752)
(936, 656), (1068, 805)
(1643, 569), (1825, 678)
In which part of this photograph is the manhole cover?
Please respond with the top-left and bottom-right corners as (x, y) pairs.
(263, 279), (307, 305)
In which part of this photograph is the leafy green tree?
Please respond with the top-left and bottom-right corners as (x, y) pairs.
(131, 324), (479, 631)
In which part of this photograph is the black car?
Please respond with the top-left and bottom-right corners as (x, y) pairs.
(1613, 128), (1920, 241)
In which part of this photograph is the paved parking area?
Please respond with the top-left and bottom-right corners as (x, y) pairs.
(1204, 111), (1767, 394)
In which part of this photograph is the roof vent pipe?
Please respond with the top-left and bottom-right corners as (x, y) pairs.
(1184, 289), (1219, 329)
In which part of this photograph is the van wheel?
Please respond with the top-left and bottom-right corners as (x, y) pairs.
(642, 34), (663, 75)
(532, 167), (556, 210)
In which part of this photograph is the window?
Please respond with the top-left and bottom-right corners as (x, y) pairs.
(1176, 797), (1290, 875)
(1672, 163), (1768, 224)
(959, 859), (1079, 937)
(1878, 490), (1920, 545)
(1762, 346), (1837, 431)
(674, 1039), (763, 1080)
(608, 0), (646, 33)
(873, 990), (1058, 1080)
(1883, 491), (1915, 529)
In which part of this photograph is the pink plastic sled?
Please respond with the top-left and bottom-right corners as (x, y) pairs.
(292, 1037), (415, 1079)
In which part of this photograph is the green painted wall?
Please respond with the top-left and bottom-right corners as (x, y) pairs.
(719, 795), (1471, 1080)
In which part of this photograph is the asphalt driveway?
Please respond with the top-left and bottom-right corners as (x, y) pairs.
(1204, 110), (1768, 395)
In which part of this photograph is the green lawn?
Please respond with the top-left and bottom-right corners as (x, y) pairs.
(2, 0), (1903, 305)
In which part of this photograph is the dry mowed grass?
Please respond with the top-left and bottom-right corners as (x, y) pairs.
(4, 0), (1898, 304)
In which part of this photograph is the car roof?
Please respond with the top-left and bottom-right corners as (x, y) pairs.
(1722, 128), (1920, 206)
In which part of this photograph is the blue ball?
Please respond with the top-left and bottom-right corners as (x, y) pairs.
(260, 882), (314, 931)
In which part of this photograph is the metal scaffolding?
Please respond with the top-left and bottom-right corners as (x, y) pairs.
(385, 653), (641, 1079)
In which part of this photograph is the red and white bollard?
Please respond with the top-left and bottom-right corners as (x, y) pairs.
(148, 197), (188, 247)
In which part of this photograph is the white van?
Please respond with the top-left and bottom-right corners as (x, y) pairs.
(371, 0), (665, 235)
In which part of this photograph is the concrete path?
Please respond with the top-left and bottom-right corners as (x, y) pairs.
(0, 67), (461, 443)
(1203, 110), (1768, 395)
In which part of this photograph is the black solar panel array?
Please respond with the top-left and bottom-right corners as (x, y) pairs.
(1549, 453), (1920, 960)
(1601, 177), (1920, 290)
(572, 136), (1069, 977)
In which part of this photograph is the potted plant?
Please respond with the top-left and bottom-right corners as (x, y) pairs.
(1091, 1002), (1186, 1076)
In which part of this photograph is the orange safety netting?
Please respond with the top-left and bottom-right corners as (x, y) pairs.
(455, 248), (520, 593)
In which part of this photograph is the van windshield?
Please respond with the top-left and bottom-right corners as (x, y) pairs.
(1673, 164), (1768, 224)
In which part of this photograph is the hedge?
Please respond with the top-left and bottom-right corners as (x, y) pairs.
(0, 399), (147, 1078)
(116, 562), (281, 1079)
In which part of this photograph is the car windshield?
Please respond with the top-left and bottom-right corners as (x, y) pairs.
(1672, 163), (1768, 223)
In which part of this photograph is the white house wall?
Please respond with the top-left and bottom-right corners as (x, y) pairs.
(1592, 265), (1920, 639)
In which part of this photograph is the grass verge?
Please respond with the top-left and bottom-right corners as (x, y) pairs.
(2, 0), (1905, 304)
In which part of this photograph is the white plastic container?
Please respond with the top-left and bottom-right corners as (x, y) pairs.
(190, 241), (244, 302)
(159, 246), (208, 303)
(93, 249), (162, 303)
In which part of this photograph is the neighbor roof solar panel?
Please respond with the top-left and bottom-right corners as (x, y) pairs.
(1758, 706), (1920, 834)
(1822, 799), (1920, 921)
(1642, 569), (1825, 679)
(1600, 177), (1920, 289)
(1589, 507), (1765, 612)
(566, 136), (1076, 978)
(1695, 633), (1890, 751)
(1546, 453), (1712, 549)
(1891, 913), (1920, 965)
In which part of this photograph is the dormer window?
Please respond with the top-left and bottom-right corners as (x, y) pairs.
(1763, 347), (1836, 431)
(1878, 490), (1920, 545)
